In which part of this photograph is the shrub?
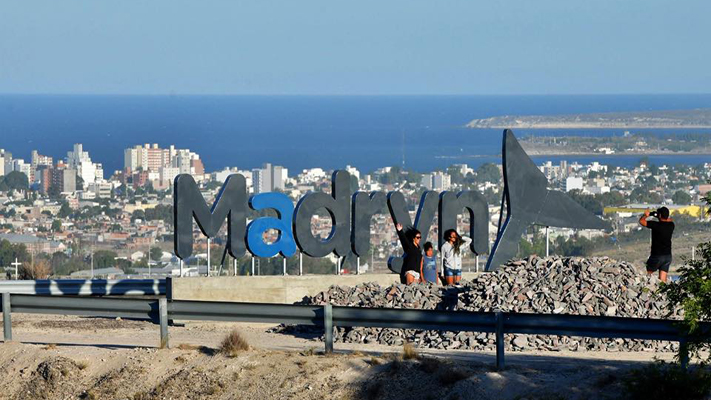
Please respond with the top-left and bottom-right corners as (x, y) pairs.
(19, 259), (51, 279)
(219, 330), (250, 356)
(660, 241), (711, 364)
(623, 362), (711, 400)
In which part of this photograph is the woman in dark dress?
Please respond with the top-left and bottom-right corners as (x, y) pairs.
(395, 223), (422, 285)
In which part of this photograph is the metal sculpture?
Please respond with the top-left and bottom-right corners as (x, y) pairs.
(293, 170), (351, 257)
(174, 173), (247, 260)
(485, 130), (612, 271)
(438, 191), (489, 254)
(351, 191), (387, 257)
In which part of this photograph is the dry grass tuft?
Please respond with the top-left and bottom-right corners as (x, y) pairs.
(76, 360), (89, 370)
(44, 343), (57, 350)
(300, 347), (316, 356)
(219, 330), (250, 357)
(402, 342), (419, 360)
(368, 357), (382, 366)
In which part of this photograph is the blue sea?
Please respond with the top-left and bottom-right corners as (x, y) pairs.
(2, 94), (711, 175)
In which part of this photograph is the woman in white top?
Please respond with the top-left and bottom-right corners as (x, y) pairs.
(441, 229), (472, 285)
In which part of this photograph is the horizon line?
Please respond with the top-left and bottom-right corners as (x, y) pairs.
(2, 92), (711, 97)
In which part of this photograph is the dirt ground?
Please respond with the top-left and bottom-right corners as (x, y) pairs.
(0, 313), (682, 400)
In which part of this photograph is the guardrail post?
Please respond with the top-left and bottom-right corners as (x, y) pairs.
(166, 277), (173, 301)
(324, 303), (333, 354)
(679, 337), (689, 369)
(495, 311), (504, 370)
(2, 292), (11, 342)
(159, 298), (169, 349)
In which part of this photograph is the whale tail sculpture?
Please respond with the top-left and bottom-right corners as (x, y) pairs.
(485, 130), (612, 271)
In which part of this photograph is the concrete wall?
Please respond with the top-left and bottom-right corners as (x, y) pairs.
(171, 273), (481, 304)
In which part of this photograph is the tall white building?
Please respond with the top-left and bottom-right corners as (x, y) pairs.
(432, 172), (451, 191)
(345, 165), (360, 180)
(11, 159), (31, 181)
(421, 172), (451, 191)
(66, 144), (103, 189)
(566, 177), (584, 192)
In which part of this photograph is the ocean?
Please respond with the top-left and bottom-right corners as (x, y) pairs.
(2, 94), (711, 175)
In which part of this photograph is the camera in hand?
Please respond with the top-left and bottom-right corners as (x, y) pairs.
(650, 211), (658, 217)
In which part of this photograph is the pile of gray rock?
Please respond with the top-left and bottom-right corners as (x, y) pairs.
(293, 256), (682, 352)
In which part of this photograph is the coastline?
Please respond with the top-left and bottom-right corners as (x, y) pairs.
(467, 124), (711, 129)
(520, 150), (711, 156)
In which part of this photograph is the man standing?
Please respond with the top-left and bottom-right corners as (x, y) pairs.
(639, 207), (675, 282)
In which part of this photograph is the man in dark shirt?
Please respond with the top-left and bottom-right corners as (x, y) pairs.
(639, 206), (675, 282)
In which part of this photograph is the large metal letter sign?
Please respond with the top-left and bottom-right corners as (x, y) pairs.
(173, 129), (612, 276)
(485, 130), (612, 271)
(174, 174), (247, 259)
(351, 191), (387, 257)
(293, 171), (351, 257)
(386, 191), (439, 274)
(438, 191), (489, 254)
(246, 193), (297, 258)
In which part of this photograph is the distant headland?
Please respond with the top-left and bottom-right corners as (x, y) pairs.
(466, 108), (711, 129)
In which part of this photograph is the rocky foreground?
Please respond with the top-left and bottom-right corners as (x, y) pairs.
(285, 256), (682, 353)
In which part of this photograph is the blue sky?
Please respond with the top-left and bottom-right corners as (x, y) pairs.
(1, 0), (709, 95)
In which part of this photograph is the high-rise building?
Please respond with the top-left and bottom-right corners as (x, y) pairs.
(124, 144), (202, 179)
(420, 172), (451, 191)
(66, 144), (103, 189)
(37, 166), (51, 194)
(345, 165), (360, 180)
(251, 163), (288, 193)
(51, 168), (77, 193)
(0, 149), (12, 177)
(420, 174), (434, 190)
(11, 159), (31, 182)
(432, 172), (451, 191)
(252, 167), (271, 194)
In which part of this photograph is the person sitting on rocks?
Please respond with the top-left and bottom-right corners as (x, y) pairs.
(442, 229), (472, 285)
(395, 223), (422, 285)
(639, 207), (674, 282)
(421, 242), (440, 284)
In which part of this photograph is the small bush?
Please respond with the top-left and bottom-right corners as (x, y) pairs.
(402, 343), (419, 360)
(623, 362), (711, 400)
(219, 330), (250, 357)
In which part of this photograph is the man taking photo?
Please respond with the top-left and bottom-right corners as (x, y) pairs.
(639, 206), (674, 282)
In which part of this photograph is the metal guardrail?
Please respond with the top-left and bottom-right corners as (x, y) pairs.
(0, 279), (166, 296)
(1, 293), (701, 369)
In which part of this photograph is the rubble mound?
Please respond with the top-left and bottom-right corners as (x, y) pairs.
(17, 357), (85, 400)
(294, 256), (682, 352)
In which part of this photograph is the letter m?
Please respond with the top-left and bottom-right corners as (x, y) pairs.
(173, 174), (247, 260)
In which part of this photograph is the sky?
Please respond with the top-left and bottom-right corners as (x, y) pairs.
(1, 0), (710, 95)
